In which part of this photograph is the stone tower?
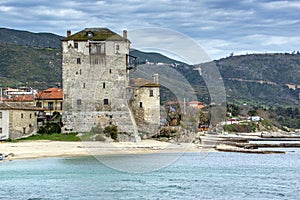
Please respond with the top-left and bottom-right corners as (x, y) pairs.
(61, 28), (139, 141)
(129, 74), (160, 137)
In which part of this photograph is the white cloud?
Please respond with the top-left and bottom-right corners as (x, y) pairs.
(0, 0), (299, 59)
(261, 0), (300, 9)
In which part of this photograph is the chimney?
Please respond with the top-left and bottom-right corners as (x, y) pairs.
(153, 74), (159, 84)
(123, 30), (127, 40)
(67, 30), (71, 37)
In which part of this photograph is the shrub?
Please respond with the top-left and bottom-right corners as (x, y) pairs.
(38, 122), (61, 134)
(103, 125), (118, 141)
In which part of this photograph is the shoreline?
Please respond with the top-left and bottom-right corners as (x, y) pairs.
(2, 132), (300, 161)
(0, 140), (214, 161)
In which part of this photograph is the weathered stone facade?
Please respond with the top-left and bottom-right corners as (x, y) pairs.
(61, 28), (136, 140)
(129, 83), (160, 137)
(0, 103), (41, 140)
(61, 28), (161, 140)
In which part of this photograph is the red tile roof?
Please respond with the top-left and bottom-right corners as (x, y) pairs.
(2, 95), (35, 102)
(35, 88), (63, 100)
(0, 102), (44, 111)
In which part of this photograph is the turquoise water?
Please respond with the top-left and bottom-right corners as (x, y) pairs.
(0, 150), (300, 200)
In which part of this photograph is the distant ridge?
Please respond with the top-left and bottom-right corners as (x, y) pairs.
(0, 28), (63, 48)
(0, 28), (299, 106)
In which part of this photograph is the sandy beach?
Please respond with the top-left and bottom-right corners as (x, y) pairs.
(0, 140), (210, 160)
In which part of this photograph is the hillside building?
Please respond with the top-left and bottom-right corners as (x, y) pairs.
(61, 28), (160, 140)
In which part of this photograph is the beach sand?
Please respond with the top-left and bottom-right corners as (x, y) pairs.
(0, 140), (213, 160)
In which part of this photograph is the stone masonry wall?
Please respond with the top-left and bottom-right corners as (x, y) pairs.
(62, 38), (139, 141)
(9, 110), (38, 140)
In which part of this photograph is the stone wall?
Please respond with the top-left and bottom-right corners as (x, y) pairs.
(130, 86), (160, 137)
(62, 35), (139, 141)
(9, 110), (38, 140)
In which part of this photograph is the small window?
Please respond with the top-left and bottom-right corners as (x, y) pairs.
(104, 99), (109, 105)
(48, 102), (53, 110)
(36, 102), (42, 108)
(21, 113), (23, 119)
(103, 82), (106, 89)
(0, 128), (2, 133)
(149, 90), (154, 97)
(140, 102), (143, 108)
(83, 83), (85, 88)
(0, 112), (2, 119)
(77, 58), (81, 64)
(79, 69), (82, 75)
(30, 113), (32, 119)
(87, 31), (94, 38)
(109, 69), (112, 73)
(74, 42), (78, 48)
(77, 99), (81, 105)
(115, 44), (120, 54)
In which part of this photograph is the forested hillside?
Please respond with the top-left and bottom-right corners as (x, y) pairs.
(0, 28), (299, 107)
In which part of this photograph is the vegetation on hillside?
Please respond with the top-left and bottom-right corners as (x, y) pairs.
(0, 28), (299, 130)
(0, 28), (62, 48)
(0, 42), (61, 89)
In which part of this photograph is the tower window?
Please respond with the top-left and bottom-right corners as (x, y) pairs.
(77, 58), (81, 64)
(90, 43), (105, 55)
(77, 99), (81, 105)
(103, 82), (106, 89)
(83, 83), (85, 88)
(115, 44), (120, 53)
(149, 90), (154, 97)
(140, 102), (143, 108)
(104, 99), (109, 105)
(87, 31), (94, 38)
(109, 69), (112, 73)
(21, 113), (23, 119)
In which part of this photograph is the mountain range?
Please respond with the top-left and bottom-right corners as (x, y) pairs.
(0, 28), (299, 107)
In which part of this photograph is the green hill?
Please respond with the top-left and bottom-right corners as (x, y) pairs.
(0, 28), (63, 48)
(0, 42), (61, 88)
(0, 28), (299, 107)
(208, 53), (300, 106)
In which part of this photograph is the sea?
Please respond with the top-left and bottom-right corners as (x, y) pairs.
(1, 149), (300, 200)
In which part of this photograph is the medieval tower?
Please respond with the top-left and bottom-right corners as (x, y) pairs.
(61, 28), (160, 140)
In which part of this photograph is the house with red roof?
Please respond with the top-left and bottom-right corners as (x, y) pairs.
(35, 87), (63, 117)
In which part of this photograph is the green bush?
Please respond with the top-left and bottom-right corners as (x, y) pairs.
(223, 123), (256, 133)
(104, 125), (118, 141)
(38, 122), (61, 134)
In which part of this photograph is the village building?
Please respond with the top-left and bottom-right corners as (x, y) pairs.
(61, 28), (160, 140)
(35, 87), (63, 118)
(128, 75), (160, 137)
(0, 102), (44, 140)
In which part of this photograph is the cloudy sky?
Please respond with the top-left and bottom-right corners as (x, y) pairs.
(0, 0), (299, 61)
